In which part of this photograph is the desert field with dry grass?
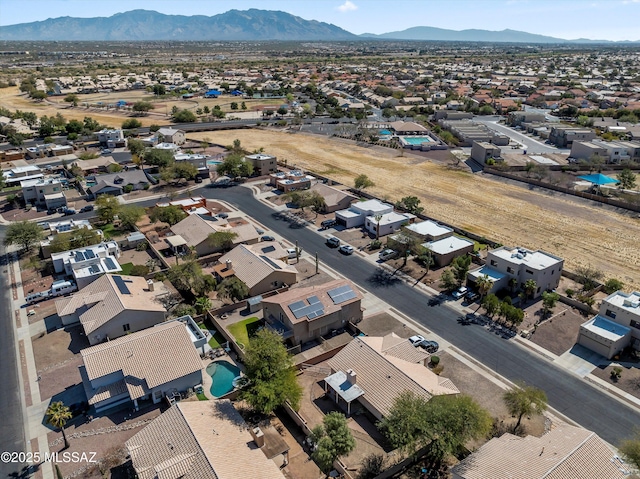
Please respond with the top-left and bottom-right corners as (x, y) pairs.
(190, 128), (640, 289)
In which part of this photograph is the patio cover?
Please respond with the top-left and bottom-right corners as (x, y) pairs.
(165, 235), (187, 248)
(577, 173), (619, 186)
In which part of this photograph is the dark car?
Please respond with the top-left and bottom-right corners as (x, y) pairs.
(63, 208), (76, 216)
(320, 219), (337, 230)
(80, 205), (94, 213)
(418, 340), (439, 353)
(217, 212), (229, 219)
(261, 235), (275, 242)
(465, 291), (480, 302)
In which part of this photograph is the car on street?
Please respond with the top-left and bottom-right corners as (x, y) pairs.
(338, 245), (354, 255)
(452, 286), (468, 299)
(320, 219), (337, 230)
(326, 235), (340, 248)
(408, 335), (426, 346)
(261, 235), (275, 242)
(418, 340), (439, 353)
(62, 208), (76, 216)
(378, 249), (397, 261)
(80, 205), (94, 213)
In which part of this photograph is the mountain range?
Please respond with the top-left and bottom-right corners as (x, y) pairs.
(0, 9), (634, 43)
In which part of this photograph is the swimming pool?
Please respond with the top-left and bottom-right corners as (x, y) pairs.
(206, 159), (223, 167)
(402, 136), (433, 145)
(206, 360), (241, 397)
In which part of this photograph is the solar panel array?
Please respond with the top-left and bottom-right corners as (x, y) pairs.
(85, 249), (96, 259)
(288, 298), (324, 320)
(113, 275), (132, 295)
(327, 285), (357, 305)
(260, 255), (282, 270)
(103, 257), (117, 271)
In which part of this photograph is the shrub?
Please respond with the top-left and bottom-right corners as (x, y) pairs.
(143, 183), (150, 190)
(430, 355), (440, 366)
(123, 185), (134, 193)
(564, 288), (575, 298)
(370, 239), (382, 250)
(129, 264), (150, 276)
(611, 366), (622, 380)
(135, 241), (149, 251)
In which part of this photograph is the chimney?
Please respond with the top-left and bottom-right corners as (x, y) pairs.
(226, 259), (233, 270)
(250, 427), (265, 448)
(147, 279), (154, 292)
(347, 369), (357, 385)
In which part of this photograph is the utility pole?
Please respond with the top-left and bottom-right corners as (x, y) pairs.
(295, 240), (300, 263)
(315, 252), (319, 275)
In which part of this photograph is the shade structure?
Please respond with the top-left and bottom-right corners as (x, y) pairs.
(577, 173), (619, 186)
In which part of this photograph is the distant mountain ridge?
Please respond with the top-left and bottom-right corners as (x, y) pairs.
(0, 9), (635, 43)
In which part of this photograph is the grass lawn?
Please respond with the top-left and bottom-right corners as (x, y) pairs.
(198, 323), (227, 348)
(101, 223), (128, 240)
(119, 262), (133, 275)
(228, 317), (262, 348)
(196, 392), (209, 401)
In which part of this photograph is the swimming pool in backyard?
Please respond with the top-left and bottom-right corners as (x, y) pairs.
(206, 360), (241, 397)
(401, 136), (433, 145)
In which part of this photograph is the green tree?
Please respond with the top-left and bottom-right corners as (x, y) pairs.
(523, 279), (537, 299)
(311, 412), (356, 473)
(207, 231), (238, 250)
(230, 102), (238, 110)
(575, 265), (604, 291)
(216, 277), (250, 302)
(475, 274), (494, 309)
(95, 195), (121, 223)
(65, 119), (84, 134)
(617, 168), (637, 190)
(144, 149), (174, 168)
(122, 118), (142, 129)
(451, 255), (472, 286)
(45, 401), (72, 449)
(603, 278), (624, 294)
(284, 190), (326, 213)
(216, 153), (253, 178)
(64, 93), (79, 106)
(83, 116), (101, 132)
(439, 269), (458, 291)
(242, 329), (302, 414)
(379, 391), (491, 461)
(107, 163), (123, 173)
(118, 205), (145, 231)
(395, 196), (424, 215)
(482, 293), (501, 317)
(49, 229), (102, 254)
(31, 90), (47, 101)
(357, 454), (385, 479)
(132, 101), (153, 114)
(167, 260), (217, 296)
(172, 109), (197, 122)
(619, 431), (640, 470)
(172, 162), (198, 182)
(541, 291), (560, 318)
(194, 296), (212, 315)
(152, 84), (166, 96)
(149, 205), (187, 226)
(354, 174), (375, 190)
(502, 382), (548, 434)
(3, 221), (44, 251)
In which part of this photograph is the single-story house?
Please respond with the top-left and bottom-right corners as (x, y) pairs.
(452, 423), (628, 479)
(218, 245), (297, 296)
(326, 334), (459, 419)
(70, 156), (117, 175)
(309, 183), (357, 213)
(80, 321), (203, 413)
(88, 169), (152, 198)
(365, 212), (415, 237)
(403, 220), (453, 242)
(335, 199), (394, 229)
(262, 279), (363, 345)
(55, 274), (168, 344)
(423, 236), (475, 267)
(125, 400), (286, 479)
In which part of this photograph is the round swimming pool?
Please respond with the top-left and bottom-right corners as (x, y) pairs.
(206, 360), (242, 398)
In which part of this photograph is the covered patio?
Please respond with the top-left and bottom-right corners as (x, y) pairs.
(323, 369), (365, 416)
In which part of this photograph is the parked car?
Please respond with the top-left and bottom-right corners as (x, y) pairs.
(320, 219), (337, 230)
(338, 245), (354, 255)
(418, 340), (439, 353)
(63, 208), (77, 216)
(194, 176), (203, 183)
(217, 212), (229, 219)
(465, 290), (480, 302)
(286, 247), (301, 259)
(408, 335), (426, 346)
(261, 235), (275, 242)
(326, 235), (340, 248)
(80, 205), (94, 213)
(101, 149), (112, 155)
(378, 249), (397, 261)
(36, 221), (50, 230)
(452, 286), (468, 299)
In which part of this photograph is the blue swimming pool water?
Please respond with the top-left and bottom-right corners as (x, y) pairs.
(402, 136), (433, 145)
(206, 360), (241, 397)
(206, 159), (223, 167)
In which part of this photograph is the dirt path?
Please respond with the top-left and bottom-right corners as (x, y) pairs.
(189, 128), (640, 289)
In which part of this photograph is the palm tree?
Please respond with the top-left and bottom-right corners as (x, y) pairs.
(475, 274), (494, 312)
(373, 214), (383, 240)
(523, 279), (537, 300)
(508, 277), (518, 294)
(194, 296), (211, 315)
(503, 382), (548, 434)
(46, 401), (72, 449)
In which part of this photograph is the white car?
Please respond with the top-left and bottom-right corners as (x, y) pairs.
(378, 249), (397, 261)
(338, 245), (354, 255)
(452, 286), (468, 299)
(408, 335), (426, 346)
(286, 248), (301, 259)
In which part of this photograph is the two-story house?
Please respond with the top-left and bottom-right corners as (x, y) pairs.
(20, 178), (67, 210)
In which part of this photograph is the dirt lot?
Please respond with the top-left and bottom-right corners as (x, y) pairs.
(526, 307), (588, 356)
(592, 364), (640, 400)
(358, 312), (417, 339)
(188, 129), (640, 290)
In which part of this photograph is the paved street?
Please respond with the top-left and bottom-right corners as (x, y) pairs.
(200, 184), (639, 445)
(474, 116), (569, 154)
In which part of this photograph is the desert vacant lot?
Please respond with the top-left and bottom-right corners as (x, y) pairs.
(191, 128), (640, 290)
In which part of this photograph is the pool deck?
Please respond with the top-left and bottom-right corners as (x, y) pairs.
(200, 355), (245, 400)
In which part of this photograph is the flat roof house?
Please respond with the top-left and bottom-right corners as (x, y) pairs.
(468, 246), (563, 298)
(423, 236), (475, 268)
(96, 128), (125, 147)
(218, 245), (297, 296)
(364, 211), (415, 237)
(471, 141), (502, 165)
(125, 400), (285, 479)
(452, 423), (628, 479)
(578, 290), (640, 359)
(2, 165), (43, 185)
(55, 274), (168, 344)
(51, 241), (121, 288)
(80, 321), (202, 413)
(326, 334), (459, 419)
(549, 126), (596, 148)
(21, 177), (67, 210)
(335, 199), (394, 229)
(245, 153), (278, 176)
(268, 170), (312, 192)
(261, 279), (363, 345)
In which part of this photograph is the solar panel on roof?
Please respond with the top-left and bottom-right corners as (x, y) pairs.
(289, 300), (306, 312)
(260, 255), (282, 270)
(112, 275), (132, 295)
(103, 257), (117, 271)
(307, 295), (321, 304)
(328, 285), (357, 305)
(88, 264), (101, 274)
(74, 251), (85, 262)
(84, 250), (96, 259)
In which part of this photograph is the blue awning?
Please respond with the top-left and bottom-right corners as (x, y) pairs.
(577, 173), (618, 186)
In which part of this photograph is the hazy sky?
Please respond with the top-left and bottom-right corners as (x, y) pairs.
(1, 0), (639, 41)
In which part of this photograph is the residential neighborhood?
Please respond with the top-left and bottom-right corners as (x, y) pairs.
(1, 4), (640, 479)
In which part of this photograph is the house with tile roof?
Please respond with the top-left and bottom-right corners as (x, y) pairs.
(217, 244), (297, 296)
(309, 183), (357, 213)
(80, 321), (202, 412)
(326, 334), (459, 418)
(452, 423), (629, 479)
(262, 279), (363, 346)
(88, 169), (153, 198)
(55, 274), (167, 344)
(126, 400), (285, 479)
